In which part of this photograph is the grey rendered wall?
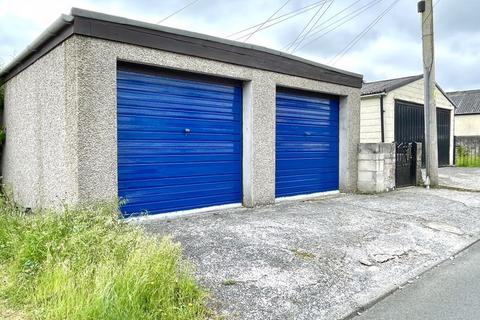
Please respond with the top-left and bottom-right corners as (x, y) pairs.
(2, 41), (78, 208)
(72, 35), (360, 207)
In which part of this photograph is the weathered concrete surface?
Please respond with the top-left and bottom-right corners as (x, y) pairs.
(356, 241), (480, 320)
(437, 167), (480, 191)
(141, 188), (480, 320)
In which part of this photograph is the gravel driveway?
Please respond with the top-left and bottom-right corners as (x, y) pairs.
(140, 188), (480, 319)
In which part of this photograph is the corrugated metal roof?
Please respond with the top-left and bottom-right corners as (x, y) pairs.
(361, 75), (423, 95)
(447, 90), (480, 115)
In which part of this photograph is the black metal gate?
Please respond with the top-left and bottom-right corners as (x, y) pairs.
(396, 142), (417, 188)
(437, 109), (451, 166)
(394, 100), (451, 167)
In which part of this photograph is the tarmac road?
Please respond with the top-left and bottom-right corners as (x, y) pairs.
(356, 241), (480, 320)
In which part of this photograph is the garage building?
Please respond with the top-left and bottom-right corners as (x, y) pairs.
(360, 75), (456, 166)
(0, 8), (362, 216)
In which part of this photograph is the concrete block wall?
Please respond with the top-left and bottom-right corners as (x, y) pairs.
(416, 143), (424, 186)
(357, 143), (395, 193)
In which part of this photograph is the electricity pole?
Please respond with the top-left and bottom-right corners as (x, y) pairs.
(418, 0), (438, 187)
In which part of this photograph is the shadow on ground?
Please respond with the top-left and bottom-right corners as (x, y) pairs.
(141, 188), (480, 319)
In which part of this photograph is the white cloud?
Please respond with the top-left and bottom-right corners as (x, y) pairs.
(0, 0), (479, 90)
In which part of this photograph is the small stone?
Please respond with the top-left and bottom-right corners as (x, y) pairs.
(359, 259), (374, 266)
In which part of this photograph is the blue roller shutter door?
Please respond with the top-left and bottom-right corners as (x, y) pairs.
(117, 68), (242, 216)
(276, 89), (339, 197)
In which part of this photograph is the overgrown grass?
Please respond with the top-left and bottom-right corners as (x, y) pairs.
(0, 194), (211, 320)
(456, 155), (480, 167)
(456, 145), (480, 167)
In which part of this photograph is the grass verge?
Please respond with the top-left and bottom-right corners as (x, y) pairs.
(0, 194), (211, 320)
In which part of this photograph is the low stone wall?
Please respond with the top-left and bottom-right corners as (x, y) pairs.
(357, 143), (395, 193)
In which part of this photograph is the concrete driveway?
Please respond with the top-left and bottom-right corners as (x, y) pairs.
(438, 167), (480, 191)
(141, 188), (480, 320)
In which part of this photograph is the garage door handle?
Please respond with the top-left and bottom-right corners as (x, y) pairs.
(304, 132), (312, 136)
(184, 128), (191, 134)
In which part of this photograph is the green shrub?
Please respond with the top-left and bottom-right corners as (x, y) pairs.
(0, 195), (211, 320)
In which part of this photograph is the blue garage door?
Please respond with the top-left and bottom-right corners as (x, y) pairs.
(276, 88), (339, 198)
(117, 66), (242, 216)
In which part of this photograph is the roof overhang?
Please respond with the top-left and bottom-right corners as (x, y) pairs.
(0, 8), (363, 88)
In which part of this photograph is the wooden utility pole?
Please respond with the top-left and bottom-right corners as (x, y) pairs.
(418, 0), (438, 187)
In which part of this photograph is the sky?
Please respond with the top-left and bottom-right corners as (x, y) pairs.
(1, 0), (479, 91)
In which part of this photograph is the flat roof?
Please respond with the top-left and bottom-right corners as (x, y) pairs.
(0, 8), (363, 88)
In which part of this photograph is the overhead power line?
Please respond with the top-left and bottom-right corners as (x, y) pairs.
(227, 0), (329, 39)
(290, 0), (336, 53)
(157, 0), (201, 24)
(243, 0), (292, 42)
(304, 0), (366, 34)
(330, 0), (401, 65)
(285, 0), (329, 51)
(296, 0), (384, 51)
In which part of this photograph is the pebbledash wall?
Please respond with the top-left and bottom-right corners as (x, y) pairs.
(1, 9), (363, 211)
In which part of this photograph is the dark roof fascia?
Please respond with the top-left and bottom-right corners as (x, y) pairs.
(454, 112), (480, 116)
(1, 8), (363, 88)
